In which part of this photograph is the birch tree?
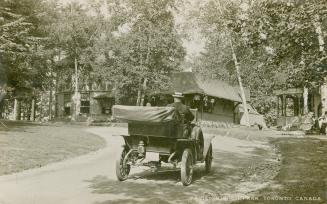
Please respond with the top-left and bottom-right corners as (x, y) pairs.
(313, 13), (327, 116)
(189, 0), (327, 125)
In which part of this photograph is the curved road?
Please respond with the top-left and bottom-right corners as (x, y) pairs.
(0, 127), (276, 204)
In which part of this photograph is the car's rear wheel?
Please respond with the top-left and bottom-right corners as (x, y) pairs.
(181, 148), (193, 186)
(205, 143), (213, 173)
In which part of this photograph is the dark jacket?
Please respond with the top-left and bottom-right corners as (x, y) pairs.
(168, 102), (194, 123)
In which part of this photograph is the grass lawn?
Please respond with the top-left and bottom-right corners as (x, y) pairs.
(0, 120), (106, 176)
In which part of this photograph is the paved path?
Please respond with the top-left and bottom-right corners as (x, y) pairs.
(0, 127), (276, 204)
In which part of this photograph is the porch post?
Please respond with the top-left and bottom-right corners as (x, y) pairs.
(293, 97), (297, 116)
(282, 95), (286, 116)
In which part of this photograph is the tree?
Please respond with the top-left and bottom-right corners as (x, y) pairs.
(90, 0), (186, 105)
(188, 0), (327, 125)
(244, 0), (327, 117)
(46, 2), (102, 120)
(0, 0), (56, 119)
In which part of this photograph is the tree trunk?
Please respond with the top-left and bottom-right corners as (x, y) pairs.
(0, 87), (6, 118)
(49, 89), (52, 120)
(72, 57), (80, 121)
(54, 50), (61, 118)
(136, 80), (142, 106)
(303, 87), (308, 115)
(229, 38), (250, 126)
(39, 94), (43, 120)
(139, 37), (151, 106)
(313, 14), (327, 117)
(277, 96), (280, 117)
(216, 0), (249, 126)
(140, 78), (148, 106)
(136, 90), (141, 106)
(0, 101), (3, 119)
(140, 37), (150, 106)
(313, 15), (325, 54)
(48, 63), (53, 121)
(30, 98), (35, 121)
(321, 77), (327, 116)
(13, 98), (21, 120)
(54, 75), (58, 118)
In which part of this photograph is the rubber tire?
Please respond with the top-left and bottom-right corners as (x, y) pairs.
(205, 144), (213, 173)
(116, 148), (131, 181)
(191, 127), (204, 161)
(181, 148), (193, 186)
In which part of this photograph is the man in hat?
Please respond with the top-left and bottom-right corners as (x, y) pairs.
(168, 92), (194, 123)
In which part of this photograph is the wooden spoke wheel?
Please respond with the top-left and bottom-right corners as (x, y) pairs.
(181, 148), (193, 186)
(116, 148), (131, 181)
(205, 143), (213, 173)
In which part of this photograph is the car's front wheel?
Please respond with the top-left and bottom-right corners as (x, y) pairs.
(116, 147), (131, 181)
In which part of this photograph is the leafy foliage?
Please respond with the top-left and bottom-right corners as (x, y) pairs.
(90, 0), (185, 103)
(3, 0), (326, 123)
(189, 0), (327, 125)
(0, 0), (55, 93)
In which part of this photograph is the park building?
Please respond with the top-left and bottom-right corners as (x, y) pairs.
(0, 80), (116, 122)
(274, 87), (322, 130)
(55, 79), (115, 122)
(53, 72), (265, 126)
(148, 72), (265, 127)
(2, 71), (264, 127)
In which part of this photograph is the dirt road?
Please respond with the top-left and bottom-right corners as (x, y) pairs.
(0, 127), (278, 204)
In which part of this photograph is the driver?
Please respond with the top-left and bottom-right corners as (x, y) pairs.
(168, 92), (194, 123)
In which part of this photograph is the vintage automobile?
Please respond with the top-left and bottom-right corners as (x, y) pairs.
(112, 105), (213, 186)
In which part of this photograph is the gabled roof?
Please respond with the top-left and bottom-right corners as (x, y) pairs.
(168, 72), (250, 103)
(170, 72), (203, 94)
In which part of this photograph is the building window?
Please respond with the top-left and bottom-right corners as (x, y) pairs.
(191, 95), (201, 110)
(80, 93), (90, 114)
(209, 98), (215, 113)
(64, 107), (70, 115)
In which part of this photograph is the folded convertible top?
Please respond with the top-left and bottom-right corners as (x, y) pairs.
(112, 105), (180, 123)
